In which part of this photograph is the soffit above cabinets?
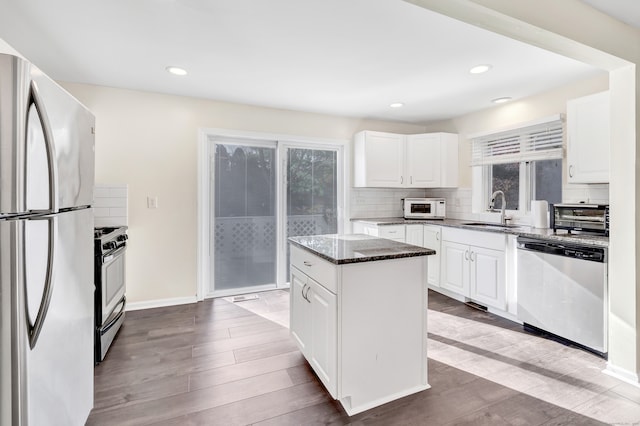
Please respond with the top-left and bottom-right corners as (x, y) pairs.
(580, 0), (640, 29)
(0, 0), (606, 124)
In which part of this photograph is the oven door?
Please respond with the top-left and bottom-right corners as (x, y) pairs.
(101, 246), (126, 325)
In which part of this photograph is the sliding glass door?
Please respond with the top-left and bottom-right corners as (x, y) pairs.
(285, 148), (338, 279)
(211, 141), (277, 293)
(208, 138), (342, 297)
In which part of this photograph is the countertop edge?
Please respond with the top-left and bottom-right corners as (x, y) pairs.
(289, 236), (436, 265)
(351, 217), (609, 248)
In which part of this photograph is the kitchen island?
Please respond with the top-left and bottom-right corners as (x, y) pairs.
(288, 234), (435, 415)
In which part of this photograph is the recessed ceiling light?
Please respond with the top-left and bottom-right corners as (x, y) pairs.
(492, 97), (512, 104)
(469, 64), (492, 74)
(166, 66), (187, 76)
(389, 102), (404, 108)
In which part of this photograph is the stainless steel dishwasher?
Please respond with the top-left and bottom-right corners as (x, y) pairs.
(517, 236), (607, 357)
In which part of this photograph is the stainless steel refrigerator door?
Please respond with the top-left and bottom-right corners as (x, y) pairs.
(0, 208), (94, 425)
(25, 208), (94, 425)
(0, 53), (95, 216)
(0, 218), (27, 426)
(32, 66), (95, 210)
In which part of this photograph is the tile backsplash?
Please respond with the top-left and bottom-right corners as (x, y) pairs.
(350, 188), (427, 218)
(94, 184), (128, 227)
(350, 183), (609, 225)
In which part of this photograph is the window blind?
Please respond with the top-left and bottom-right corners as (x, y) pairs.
(471, 118), (563, 166)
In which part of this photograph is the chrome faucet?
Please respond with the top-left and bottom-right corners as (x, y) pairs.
(490, 190), (508, 225)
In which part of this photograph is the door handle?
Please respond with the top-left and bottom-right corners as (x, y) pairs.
(303, 284), (311, 303)
(464, 250), (469, 261)
(470, 251), (475, 261)
(569, 165), (574, 178)
(436, 231), (440, 241)
(26, 215), (57, 349)
(400, 176), (403, 184)
(29, 81), (58, 213)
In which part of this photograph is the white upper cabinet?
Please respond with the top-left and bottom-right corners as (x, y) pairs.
(407, 133), (458, 188)
(567, 91), (610, 183)
(353, 131), (458, 188)
(353, 131), (404, 187)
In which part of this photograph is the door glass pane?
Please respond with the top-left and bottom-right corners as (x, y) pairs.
(491, 163), (519, 210)
(286, 148), (338, 278)
(212, 143), (276, 292)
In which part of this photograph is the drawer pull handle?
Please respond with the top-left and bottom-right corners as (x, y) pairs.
(303, 261), (313, 267)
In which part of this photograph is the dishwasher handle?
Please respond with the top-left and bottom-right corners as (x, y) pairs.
(517, 237), (606, 262)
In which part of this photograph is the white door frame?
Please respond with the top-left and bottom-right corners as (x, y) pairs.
(197, 128), (349, 300)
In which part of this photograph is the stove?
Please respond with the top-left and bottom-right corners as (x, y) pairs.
(94, 226), (128, 363)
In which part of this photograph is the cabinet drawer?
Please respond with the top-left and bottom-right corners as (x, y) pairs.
(290, 245), (338, 294)
(378, 225), (405, 241)
(442, 227), (505, 251)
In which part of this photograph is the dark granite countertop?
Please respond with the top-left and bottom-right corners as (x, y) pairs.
(351, 217), (609, 248)
(288, 234), (436, 265)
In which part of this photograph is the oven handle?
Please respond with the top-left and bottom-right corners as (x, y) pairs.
(103, 245), (126, 264)
(102, 295), (126, 335)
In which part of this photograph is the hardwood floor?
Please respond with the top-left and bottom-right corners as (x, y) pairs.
(87, 290), (640, 425)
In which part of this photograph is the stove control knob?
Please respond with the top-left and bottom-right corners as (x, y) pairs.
(117, 234), (129, 242)
(103, 241), (118, 250)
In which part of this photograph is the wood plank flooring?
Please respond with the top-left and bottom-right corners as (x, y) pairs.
(87, 290), (640, 425)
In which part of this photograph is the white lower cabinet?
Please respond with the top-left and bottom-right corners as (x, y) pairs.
(440, 228), (506, 311)
(405, 224), (424, 246)
(289, 245), (428, 416)
(422, 225), (441, 287)
(290, 267), (338, 397)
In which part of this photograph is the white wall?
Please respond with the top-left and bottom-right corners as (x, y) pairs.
(60, 82), (426, 305)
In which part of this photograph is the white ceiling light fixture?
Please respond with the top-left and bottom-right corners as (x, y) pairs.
(165, 66), (187, 76)
(492, 97), (512, 104)
(469, 64), (492, 74)
(389, 102), (404, 108)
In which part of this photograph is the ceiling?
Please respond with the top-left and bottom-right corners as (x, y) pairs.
(0, 0), (625, 125)
(581, 0), (640, 30)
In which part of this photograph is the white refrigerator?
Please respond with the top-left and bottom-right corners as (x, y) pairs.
(0, 53), (95, 425)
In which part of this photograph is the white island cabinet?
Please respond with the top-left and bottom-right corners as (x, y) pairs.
(289, 235), (434, 416)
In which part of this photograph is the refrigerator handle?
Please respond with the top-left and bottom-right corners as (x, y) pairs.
(29, 81), (59, 212)
(26, 216), (57, 349)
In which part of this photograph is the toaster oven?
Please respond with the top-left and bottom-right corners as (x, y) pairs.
(550, 203), (609, 236)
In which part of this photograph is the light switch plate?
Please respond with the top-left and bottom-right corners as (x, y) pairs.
(147, 196), (158, 209)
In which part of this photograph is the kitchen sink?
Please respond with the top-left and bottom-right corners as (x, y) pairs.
(462, 222), (522, 229)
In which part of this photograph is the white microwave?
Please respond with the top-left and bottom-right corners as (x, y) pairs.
(403, 198), (446, 219)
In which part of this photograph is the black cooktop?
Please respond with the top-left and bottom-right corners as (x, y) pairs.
(94, 226), (128, 240)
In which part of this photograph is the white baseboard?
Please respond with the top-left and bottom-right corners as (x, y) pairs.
(126, 296), (198, 311)
(603, 362), (640, 387)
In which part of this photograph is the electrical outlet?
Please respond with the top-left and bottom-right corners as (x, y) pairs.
(147, 196), (158, 209)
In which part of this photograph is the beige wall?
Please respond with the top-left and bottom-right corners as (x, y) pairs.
(60, 83), (426, 304)
(424, 74), (609, 188)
